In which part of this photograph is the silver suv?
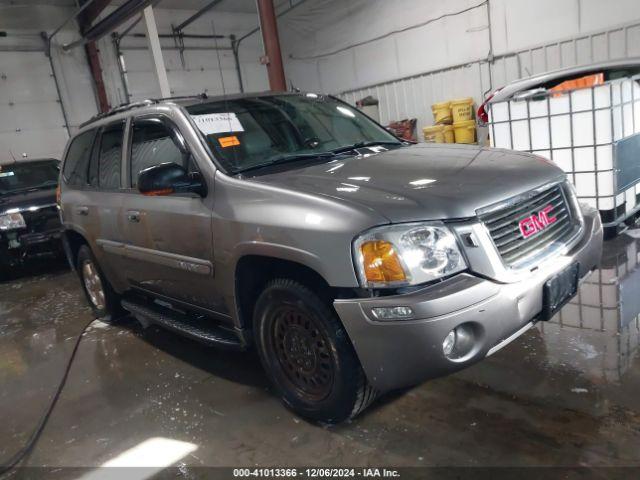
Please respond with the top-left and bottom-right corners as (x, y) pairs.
(59, 92), (603, 423)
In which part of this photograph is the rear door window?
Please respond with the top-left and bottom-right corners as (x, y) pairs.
(62, 129), (97, 186)
(96, 121), (125, 190)
(129, 117), (190, 188)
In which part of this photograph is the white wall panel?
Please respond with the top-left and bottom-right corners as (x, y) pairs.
(0, 51), (69, 159)
(333, 16), (640, 137)
(280, 0), (640, 139)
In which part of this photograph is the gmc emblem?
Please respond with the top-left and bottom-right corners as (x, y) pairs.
(519, 205), (557, 238)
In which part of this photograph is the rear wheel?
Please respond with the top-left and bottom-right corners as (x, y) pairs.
(77, 245), (122, 322)
(254, 278), (376, 423)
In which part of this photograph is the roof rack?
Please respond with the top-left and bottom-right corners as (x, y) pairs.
(79, 93), (208, 128)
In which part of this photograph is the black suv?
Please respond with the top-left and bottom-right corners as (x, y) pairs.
(0, 159), (63, 276)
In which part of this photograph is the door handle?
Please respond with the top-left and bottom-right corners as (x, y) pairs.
(127, 210), (141, 223)
(75, 206), (89, 216)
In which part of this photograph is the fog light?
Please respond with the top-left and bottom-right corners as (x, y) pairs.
(443, 323), (477, 359)
(371, 306), (414, 320)
(443, 330), (456, 356)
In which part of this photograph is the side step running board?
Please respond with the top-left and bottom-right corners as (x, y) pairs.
(121, 299), (244, 350)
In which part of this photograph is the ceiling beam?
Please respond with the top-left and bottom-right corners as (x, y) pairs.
(78, 0), (114, 32)
(174, 0), (225, 32)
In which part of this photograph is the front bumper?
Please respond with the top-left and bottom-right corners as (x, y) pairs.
(334, 207), (603, 392)
(0, 228), (63, 268)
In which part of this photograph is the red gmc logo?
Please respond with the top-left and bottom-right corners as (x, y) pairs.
(519, 205), (557, 238)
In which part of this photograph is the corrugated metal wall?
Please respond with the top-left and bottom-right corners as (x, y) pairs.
(339, 20), (640, 133)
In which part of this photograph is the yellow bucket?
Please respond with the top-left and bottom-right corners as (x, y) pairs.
(443, 125), (455, 143)
(431, 101), (452, 124)
(423, 124), (445, 143)
(453, 119), (476, 144)
(450, 97), (474, 123)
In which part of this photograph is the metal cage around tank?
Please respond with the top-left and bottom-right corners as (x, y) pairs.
(488, 75), (640, 231)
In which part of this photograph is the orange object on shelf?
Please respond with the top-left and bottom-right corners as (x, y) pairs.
(550, 73), (604, 96)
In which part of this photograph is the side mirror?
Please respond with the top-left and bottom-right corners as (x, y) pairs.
(137, 162), (206, 197)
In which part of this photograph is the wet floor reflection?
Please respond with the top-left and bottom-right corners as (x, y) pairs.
(0, 259), (94, 462)
(542, 231), (640, 383)
(455, 230), (640, 423)
(3, 237), (640, 469)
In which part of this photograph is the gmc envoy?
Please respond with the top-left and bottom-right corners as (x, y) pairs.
(59, 92), (603, 422)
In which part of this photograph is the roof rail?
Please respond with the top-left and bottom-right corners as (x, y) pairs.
(147, 93), (209, 103)
(78, 93), (208, 129)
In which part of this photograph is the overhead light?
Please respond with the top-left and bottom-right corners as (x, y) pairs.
(305, 213), (323, 225)
(336, 106), (356, 118)
(409, 178), (436, 186)
(337, 183), (359, 192)
(326, 163), (344, 173)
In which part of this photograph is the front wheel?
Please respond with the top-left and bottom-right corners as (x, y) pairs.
(253, 278), (376, 423)
(77, 245), (122, 322)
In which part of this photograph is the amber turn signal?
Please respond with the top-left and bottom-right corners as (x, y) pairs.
(359, 240), (407, 284)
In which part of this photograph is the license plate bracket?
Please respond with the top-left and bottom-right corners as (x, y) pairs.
(541, 263), (580, 321)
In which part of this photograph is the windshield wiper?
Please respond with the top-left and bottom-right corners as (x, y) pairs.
(330, 141), (402, 155)
(237, 152), (336, 174)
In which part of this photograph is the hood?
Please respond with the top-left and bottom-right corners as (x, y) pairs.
(0, 188), (57, 215)
(249, 144), (565, 223)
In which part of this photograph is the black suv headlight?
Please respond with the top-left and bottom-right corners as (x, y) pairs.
(0, 212), (26, 231)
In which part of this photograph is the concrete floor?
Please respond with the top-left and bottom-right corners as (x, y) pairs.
(2, 233), (640, 476)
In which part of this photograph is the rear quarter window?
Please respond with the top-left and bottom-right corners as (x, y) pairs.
(62, 129), (97, 186)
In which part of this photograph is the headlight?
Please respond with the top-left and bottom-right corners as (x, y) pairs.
(353, 222), (467, 288)
(0, 212), (26, 231)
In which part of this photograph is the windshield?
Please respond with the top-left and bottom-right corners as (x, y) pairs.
(186, 94), (400, 173)
(0, 160), (59, 196)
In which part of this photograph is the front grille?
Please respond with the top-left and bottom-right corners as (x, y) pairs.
(478, 184), (579, 267)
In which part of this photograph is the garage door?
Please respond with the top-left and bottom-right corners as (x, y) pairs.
(0, 51), (69, 161)
(121, 47), (241, 102)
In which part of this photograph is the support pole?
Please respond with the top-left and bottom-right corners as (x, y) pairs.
(142, 5), (171, 98)
(256, 0), (286, 92)
(85, 42), (110, 112)
(174, 0), (225, 33)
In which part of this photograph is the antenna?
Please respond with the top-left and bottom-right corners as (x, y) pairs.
(8, 150), (16, 163)
(211, 18), (239, 169)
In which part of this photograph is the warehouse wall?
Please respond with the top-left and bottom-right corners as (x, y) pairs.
(0, 3), (269, 160)
(279, 0), (640, 130)
(0, 4), (97, 160)
(96, 6), (269, 105)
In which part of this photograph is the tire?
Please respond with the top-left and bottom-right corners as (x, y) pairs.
(77, 245), (123, 322)
(0, 263), (11, 282)
(253, 278), (377, 423)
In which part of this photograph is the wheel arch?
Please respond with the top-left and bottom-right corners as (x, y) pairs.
(62, 228), (89, 271)
(234, 253), (335, 333)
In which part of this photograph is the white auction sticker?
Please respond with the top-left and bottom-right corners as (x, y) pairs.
(191, 113), (244, 135)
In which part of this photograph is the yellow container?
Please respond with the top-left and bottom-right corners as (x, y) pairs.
(431, 101), (452, 124)
(450, 97), (474, 123)
(443, 125), (455, 143)
(453, 119), (476, 144)
(423, 124), (445, 143)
